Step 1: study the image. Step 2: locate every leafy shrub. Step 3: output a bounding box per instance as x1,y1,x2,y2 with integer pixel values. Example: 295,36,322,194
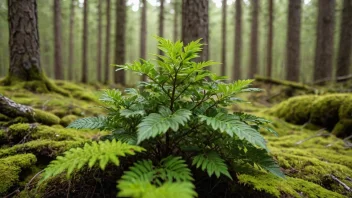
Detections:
40,37,283,197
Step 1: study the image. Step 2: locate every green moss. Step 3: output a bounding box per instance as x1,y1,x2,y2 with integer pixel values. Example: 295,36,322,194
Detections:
32,125,86,141
0,140,83,158
269,95,317,125
0,154,37,195
0,129,6,143
60,115,78,127
238,173,344,198
33,109,60,125
310,94,350,130
0,113,10,121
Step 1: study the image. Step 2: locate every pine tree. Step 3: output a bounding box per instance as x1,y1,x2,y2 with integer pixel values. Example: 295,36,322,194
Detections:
114,0,126,85
140,0,147,81
104,0,111,84
97,0,103,82
266,0,273,78
221,0,227,76
233,0,242,80
68,0,76,81
248,0,259,78
82,0,89,83
54,0,63,80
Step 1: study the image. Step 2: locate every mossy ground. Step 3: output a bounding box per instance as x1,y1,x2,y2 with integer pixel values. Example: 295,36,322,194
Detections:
0,80,351,197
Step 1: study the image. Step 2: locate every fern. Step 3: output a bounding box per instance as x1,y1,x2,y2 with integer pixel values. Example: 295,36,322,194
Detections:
199,114,267,150
192,151,232,179
118,156,196,197
137,108,192,143
40,140,145,182
67,116,107,130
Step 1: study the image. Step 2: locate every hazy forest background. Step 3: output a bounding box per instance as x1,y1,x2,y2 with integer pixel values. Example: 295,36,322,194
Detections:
1,0,350,85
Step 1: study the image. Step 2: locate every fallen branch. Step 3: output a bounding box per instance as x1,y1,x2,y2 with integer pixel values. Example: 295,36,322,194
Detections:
343,135,352,148
254,75,315,92
295,129,328,145
330,174,352,192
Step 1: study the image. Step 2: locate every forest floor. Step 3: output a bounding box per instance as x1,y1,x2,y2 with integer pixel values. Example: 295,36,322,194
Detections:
0,78,351,198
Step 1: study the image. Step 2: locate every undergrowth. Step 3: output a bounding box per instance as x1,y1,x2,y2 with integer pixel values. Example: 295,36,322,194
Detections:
39,37,283,197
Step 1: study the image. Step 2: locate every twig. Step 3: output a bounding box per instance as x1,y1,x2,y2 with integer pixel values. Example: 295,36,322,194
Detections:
346,176,352,183
18,123,37,144
4,188,20,198
25,169,44,190
330,174,352,192
295,129,328,145
344,135,352,148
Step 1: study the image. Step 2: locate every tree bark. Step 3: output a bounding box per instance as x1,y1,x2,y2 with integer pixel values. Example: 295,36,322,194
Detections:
81,0,88,83
266,0,273,78
97,0,103,82
141,0,147,81
173,0,179,42
7,0,43,82
221,0,227,76
336,0,352,79
286,0,301,82
114,0,126,85
314,0,335,82
182,0,209,61
54,0,63,80
248,0,259,78
233,0,242,80
68,0,75,81
104,0,111,84
158,0,165,55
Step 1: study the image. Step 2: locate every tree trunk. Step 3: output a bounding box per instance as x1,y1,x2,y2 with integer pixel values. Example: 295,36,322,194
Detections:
314,0,335,82
7,0,43,82
286,0,301,82
68,0,75,81
233,0,242,80
104,0,111,84
81,0,88,83
97,0,103,82
173,0,179,42
182,0,209,61
141,0,147,81
248,0,259,78
221,0,227,76
54,0,63,80
266,0,273,78
114,0,126,85
336,0,352,79
158,0,165,55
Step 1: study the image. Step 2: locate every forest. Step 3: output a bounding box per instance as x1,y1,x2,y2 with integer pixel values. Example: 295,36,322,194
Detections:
0,0,351,197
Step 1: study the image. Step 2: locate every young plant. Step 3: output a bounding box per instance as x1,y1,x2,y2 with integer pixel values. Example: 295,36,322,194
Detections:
40,37,284,197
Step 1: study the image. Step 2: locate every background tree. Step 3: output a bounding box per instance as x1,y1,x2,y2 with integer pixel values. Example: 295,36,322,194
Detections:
266,0,273,78
158,0,164,55
140,0,147,81
286,0,301,82
248,0,259,78
97,0,103,83
82,0,88,83
114,0,126,85
336,0,352,80
173,0,180,42
221,0,227,76
182,0,209,61
314,0,335,83
5,0,43,84
233,0,242,80
104,0,111,84
54,0,63,79
68,0,75,81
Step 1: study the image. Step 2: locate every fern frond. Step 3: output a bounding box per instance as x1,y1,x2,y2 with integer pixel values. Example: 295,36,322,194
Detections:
157,156,194,183
67,116,106,130
192,151,232,179
120,109,146,118
102,129,137,144
137,108,192,143
40,140,145,182
217,79,254,96
120,160,155,182
199,114,267,150
99,89,123,105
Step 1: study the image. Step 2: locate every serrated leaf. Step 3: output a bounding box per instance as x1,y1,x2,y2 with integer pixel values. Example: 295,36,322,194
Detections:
67,116,106,129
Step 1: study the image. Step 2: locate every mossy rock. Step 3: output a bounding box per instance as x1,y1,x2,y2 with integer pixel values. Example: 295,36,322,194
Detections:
33,109,60,125
238,172,345,198
310,94,350,130
0,154,37,195
0,113,10,121
60,115,78,127
269,95,317,125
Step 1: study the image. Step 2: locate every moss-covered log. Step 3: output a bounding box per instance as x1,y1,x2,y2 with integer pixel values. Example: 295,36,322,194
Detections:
0,94,60,125
255,75,315,92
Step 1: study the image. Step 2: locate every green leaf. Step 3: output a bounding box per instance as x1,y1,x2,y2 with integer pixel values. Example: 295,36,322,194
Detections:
157,156,194,182
67,116,106,130
192,151,232,179
120,109,146,118
137,109,192,143
199,114,267,150
40,140,145,183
